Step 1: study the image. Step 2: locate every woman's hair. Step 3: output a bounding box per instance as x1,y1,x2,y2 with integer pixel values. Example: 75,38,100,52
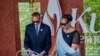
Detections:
62,14,73,22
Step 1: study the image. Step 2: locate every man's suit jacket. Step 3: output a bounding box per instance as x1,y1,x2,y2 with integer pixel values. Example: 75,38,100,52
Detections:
24,23,51,54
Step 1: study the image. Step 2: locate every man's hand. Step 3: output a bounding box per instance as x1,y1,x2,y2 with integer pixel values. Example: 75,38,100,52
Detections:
40,51,46,56
27,49,33,56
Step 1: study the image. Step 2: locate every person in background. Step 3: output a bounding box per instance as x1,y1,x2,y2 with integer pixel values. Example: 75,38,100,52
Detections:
49,14,80,56
24,12,51,56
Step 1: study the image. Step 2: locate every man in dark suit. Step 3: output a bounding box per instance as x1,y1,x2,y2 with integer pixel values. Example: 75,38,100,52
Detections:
24,12,51,56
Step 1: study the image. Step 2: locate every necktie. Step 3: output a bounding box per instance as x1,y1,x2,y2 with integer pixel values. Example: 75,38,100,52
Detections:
35,24,38,35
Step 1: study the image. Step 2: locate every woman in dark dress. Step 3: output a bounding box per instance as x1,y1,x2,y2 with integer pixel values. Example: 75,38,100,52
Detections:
56,14,80,56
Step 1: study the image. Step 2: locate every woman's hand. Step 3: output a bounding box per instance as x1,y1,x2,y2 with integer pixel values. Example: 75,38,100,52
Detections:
48,54,54,56
49,53,57,56
71,44,79,50
49,43,56,56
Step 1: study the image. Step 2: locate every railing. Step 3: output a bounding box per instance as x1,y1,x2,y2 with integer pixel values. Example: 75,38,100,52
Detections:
16,48,40,56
